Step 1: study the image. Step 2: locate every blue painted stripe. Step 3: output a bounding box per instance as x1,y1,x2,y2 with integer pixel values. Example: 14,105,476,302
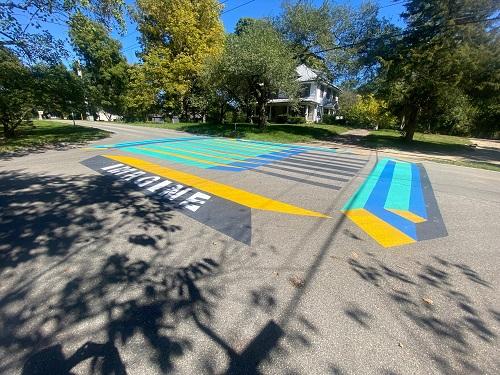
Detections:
236,139,336,153
162,142,253,161
146,145,237,165
409,163,427,219
122,147,221,169
342,159,390,210
203,166,244,172
365,161,418,239
198,140,273,157
212,139,288,153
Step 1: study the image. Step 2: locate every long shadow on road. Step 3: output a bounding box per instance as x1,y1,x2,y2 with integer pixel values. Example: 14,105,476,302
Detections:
1,167,498,374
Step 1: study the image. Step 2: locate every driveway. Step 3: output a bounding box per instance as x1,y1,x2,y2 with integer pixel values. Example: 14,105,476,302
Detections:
1,122,499,374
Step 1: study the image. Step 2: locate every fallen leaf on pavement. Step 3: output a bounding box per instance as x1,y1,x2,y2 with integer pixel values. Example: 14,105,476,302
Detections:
422,298,434,305
289,275,305,288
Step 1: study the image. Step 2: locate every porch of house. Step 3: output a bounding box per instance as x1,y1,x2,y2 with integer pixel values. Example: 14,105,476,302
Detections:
268,103,317,123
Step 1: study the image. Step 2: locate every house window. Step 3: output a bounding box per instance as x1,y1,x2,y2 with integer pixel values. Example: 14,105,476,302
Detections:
300,84,310,98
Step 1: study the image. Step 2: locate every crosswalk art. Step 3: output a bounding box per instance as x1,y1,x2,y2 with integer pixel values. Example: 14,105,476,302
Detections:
82,136,368,245
342,158,447,247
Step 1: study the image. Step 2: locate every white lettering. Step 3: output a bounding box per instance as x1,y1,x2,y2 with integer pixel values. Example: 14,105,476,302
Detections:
135,176,161,187
122,171,147,181
180,192,211,212
158,184,192,200
114,167,137,176
101,163,124,171
106,166,136,174
147,180,172,193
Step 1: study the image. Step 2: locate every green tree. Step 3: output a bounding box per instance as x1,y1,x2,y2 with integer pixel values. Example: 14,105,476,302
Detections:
278,0,395,86
69,13,129,119
380,0,499,141
31,64,86,118
135,0,225,116
216,21,299,127
0,0,126,63
340,91,396,129
0,47,34,138
123,64,159,121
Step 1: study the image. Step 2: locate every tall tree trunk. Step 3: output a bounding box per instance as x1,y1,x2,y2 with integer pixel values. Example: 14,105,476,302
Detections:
3,122,16,139
256,99,267,129
404,105,418,142
245,98,252,123
218,101,226,124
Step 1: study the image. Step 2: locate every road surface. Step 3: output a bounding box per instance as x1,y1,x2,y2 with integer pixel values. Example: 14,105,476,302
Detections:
1,122,499,374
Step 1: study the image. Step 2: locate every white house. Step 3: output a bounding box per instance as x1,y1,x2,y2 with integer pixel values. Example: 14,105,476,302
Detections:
86,111,122,122
268,64,341,123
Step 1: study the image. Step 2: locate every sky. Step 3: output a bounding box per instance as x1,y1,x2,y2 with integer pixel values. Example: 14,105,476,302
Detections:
23,0,407,64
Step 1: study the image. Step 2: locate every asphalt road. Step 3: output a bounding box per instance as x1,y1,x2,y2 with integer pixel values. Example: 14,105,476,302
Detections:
1,122,499,375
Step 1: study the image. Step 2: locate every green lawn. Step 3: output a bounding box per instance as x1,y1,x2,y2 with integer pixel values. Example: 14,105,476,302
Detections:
362,129,472,152
425,158,500,172
120,121,350,143
362,129,500,172
0,120,111,153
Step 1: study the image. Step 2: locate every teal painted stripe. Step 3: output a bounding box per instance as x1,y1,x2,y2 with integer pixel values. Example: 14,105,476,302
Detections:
122,147,218,169
237,139,337,153
198,140,276,157
158,141,257,162
147,145,235,165
342,158,390,210
215,139,290,151
212,138,288,152
384,161,412,211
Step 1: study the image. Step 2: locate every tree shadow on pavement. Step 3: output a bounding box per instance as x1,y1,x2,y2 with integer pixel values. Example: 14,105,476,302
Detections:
22,341,126,375
0,170,317,374
344,252,498,374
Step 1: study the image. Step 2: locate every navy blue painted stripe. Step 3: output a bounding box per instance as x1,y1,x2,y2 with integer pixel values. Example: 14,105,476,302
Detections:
364,160,418,240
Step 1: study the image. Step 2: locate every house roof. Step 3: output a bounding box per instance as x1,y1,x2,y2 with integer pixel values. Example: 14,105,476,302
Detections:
296,64,341,92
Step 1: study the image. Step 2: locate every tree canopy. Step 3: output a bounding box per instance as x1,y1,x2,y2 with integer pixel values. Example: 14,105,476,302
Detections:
69,12,129,119
377,0,500,140
0,0,126,63
212,20,299,127
134,0,225,115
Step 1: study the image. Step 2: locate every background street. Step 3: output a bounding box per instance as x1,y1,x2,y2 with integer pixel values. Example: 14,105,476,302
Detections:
1,122,499,374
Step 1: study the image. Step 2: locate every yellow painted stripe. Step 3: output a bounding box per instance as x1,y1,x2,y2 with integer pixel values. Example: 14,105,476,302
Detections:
154,144,262,165
343,208,415,247
104,155,330,218
138,147,244,169
212,138,285,152
387,209,427,223
193,143,268,159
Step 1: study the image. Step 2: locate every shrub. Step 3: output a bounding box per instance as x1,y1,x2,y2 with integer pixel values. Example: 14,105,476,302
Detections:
321,114,336,125
275,114,288,123
287,116,306,124
340,92,397,129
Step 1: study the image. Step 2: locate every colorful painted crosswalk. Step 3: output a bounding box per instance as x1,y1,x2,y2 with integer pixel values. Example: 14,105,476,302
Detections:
342,158,447,247
95,137,337,172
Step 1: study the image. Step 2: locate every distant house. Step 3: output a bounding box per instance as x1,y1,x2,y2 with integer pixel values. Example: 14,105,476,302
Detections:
86,111,122,122
268,64,341,123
